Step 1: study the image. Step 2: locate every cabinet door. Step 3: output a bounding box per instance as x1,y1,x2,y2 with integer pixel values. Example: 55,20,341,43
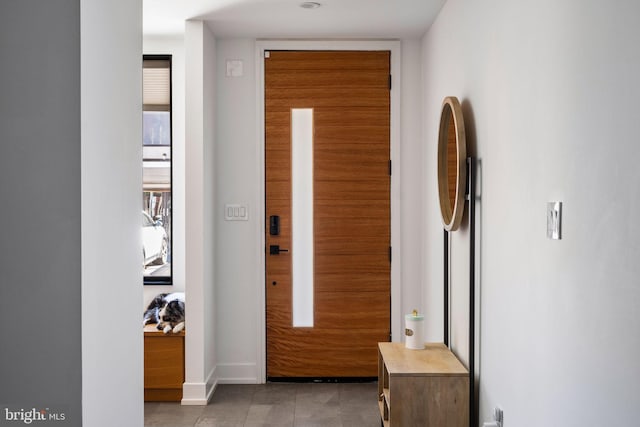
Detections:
144,336,184,388
388,376,467,427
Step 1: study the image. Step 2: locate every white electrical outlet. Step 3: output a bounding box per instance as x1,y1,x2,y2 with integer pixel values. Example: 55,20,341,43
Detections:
495,407,503,426
483,407,503,427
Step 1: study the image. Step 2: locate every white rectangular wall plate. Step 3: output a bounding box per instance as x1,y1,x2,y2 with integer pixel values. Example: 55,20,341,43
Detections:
225,60,244,77
547,201,562,239
225,204,249,221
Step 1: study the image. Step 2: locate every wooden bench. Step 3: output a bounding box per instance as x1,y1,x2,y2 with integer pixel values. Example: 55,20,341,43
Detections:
378,342,468,426
144,324,185,401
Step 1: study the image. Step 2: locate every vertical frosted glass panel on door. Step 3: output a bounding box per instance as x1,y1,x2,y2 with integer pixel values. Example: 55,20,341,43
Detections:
291,108,314,328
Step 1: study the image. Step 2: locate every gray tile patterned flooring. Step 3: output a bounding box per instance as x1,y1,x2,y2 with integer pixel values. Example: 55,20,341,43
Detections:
144,382,381,427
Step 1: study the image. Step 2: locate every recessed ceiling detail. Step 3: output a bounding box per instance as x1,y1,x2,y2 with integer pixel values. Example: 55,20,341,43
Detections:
300,2,321,9
143,0,448,38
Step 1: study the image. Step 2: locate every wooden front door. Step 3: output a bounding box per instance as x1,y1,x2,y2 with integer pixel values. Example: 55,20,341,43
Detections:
265,51,390,378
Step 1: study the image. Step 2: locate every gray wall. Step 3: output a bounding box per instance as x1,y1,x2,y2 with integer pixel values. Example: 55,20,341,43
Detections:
0,0,82,425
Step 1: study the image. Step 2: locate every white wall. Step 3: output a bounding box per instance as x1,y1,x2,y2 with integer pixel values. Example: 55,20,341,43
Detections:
183,20,217,404
399,39,425,326
81,0,143,425
422,0,640,425
143,35,187,306
212,39,423,382
214,38,261,382
202,23,218,394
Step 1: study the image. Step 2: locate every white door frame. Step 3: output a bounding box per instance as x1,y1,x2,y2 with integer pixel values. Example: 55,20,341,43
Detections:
254,40,402,382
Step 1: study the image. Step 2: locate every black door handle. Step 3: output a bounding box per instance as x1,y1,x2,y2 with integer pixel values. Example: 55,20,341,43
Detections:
269,245,289,255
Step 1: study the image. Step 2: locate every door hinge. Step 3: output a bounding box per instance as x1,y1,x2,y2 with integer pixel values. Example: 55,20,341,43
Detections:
388,160,392,176
388,74,392,90
389,246,392,263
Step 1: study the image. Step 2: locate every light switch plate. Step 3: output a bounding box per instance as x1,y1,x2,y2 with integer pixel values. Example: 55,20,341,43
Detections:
225,204,249,221
547,201,562,239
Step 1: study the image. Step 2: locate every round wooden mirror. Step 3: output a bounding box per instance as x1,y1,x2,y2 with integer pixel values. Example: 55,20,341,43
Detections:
437,96,467,231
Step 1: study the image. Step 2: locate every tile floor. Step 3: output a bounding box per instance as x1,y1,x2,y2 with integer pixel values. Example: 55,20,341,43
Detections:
144,382,381,427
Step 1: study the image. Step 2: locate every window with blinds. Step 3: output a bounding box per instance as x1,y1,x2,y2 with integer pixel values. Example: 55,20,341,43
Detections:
143,58,171,111
143,55,172,285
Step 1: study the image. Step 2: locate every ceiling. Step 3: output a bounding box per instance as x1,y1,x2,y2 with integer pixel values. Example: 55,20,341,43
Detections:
143,0,447,39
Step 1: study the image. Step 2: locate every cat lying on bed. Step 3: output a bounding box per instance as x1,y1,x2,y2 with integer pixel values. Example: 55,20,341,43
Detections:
143,292,185,334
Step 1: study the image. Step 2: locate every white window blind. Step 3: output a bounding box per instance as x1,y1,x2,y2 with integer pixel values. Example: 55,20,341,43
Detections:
143,59,170,111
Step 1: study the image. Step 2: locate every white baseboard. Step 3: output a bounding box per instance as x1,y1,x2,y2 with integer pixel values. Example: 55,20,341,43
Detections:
216,362,260,384
181,366,218,405
180,363,259,404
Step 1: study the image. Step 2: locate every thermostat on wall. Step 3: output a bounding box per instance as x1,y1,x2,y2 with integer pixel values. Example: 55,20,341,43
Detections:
226,60,243,77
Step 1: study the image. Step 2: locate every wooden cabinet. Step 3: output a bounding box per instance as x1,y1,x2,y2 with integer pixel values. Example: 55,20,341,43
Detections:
144,324,185,401
378,342,469,427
